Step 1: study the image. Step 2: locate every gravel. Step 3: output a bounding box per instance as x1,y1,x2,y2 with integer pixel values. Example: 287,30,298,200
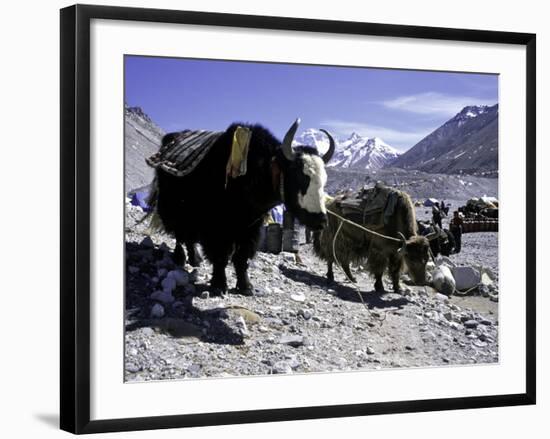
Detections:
124,200,499,382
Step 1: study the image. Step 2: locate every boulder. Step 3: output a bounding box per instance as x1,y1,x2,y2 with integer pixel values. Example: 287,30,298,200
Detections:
452,266,481,291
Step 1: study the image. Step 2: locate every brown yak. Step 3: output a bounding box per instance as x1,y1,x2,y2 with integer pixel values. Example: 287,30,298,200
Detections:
313,184,431,293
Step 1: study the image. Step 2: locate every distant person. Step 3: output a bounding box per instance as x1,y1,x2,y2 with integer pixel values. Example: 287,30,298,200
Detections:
440,200,449,216
450,210,464,253
432,202,443,229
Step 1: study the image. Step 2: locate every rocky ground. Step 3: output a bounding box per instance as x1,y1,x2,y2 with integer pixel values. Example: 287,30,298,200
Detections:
124,201,499,382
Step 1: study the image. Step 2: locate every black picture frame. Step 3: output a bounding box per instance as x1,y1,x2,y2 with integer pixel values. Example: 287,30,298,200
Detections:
60,4,536,434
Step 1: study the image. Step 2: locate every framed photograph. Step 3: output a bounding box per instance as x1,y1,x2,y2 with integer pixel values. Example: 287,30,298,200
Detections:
60,4,536,434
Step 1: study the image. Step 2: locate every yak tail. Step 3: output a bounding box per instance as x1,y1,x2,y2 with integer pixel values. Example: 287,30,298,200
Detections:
134,176,164,234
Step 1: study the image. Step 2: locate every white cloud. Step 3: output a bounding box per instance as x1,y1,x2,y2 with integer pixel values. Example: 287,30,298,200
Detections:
320,120,430,152
380,92,496,116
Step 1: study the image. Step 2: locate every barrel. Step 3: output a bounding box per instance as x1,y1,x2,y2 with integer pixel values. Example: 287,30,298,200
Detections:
258,225,268,252
282,228,300,253
266,223,282,254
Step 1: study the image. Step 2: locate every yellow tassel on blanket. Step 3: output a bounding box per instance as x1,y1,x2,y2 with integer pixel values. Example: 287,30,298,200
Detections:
226,126,252,180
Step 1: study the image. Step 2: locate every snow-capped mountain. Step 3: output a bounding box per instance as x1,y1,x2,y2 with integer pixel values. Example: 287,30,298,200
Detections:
391,104,498,175
293,129,400,170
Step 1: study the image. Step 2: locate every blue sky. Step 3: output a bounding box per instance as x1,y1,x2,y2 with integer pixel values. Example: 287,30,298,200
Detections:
125,56,498,152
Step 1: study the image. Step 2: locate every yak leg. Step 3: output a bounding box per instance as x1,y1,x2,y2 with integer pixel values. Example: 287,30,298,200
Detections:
388,253,403,294
367,247,387,293
232,248,252,296
342,262,357,283
232,229,259,296
210,255,229,295
326,261,334,283
186,242,202,267
173,239,186,266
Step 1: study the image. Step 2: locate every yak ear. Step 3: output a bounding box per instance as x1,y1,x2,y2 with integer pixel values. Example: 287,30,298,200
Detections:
281,118,300,161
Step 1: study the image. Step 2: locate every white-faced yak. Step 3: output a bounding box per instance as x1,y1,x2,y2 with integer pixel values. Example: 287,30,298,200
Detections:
313,184,431,294
147,119,335,296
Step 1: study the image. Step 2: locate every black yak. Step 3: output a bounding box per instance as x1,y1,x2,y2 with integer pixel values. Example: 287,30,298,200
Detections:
417,221,456,257
147,119,335,295
314,185,431,293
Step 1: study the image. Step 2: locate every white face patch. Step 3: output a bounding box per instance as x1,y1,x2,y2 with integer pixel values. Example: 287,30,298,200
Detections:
297,155,328,214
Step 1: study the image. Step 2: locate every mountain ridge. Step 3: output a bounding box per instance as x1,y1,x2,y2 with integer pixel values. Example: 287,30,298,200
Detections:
390,104,498,176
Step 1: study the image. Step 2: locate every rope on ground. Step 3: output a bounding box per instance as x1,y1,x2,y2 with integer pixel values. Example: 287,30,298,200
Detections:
453,284,481,296
331,217,388,324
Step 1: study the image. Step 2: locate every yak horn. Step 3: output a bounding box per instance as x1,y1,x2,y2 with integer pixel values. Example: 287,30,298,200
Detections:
281,118,300,161
397,232,407,254
319,129,336,163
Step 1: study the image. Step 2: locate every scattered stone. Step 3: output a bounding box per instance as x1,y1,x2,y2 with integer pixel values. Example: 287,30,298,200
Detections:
444,311,459,322
150,290,175,304
272,361,293,374
140,236,154,248
366,346,375,355
434,293,450,302
290,292,306,302
161,276,177,292
150,303,165,318
279,335,304,347
464,320,479,329
299,309,313,320
281,252,296,264
235,316,250,338
448,321,463,331
128,266,140,274
126,362,141,373
188,364,201,374
140,327,154,336
478,284,490,297
168,269,189,286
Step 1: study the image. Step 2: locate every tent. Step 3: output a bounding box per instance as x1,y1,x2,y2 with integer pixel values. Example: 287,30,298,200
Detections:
423,198,439,207
130,190,151,212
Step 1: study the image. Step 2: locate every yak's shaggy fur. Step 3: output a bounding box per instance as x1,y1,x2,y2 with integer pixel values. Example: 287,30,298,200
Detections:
314,190,430,293
147,122,333,295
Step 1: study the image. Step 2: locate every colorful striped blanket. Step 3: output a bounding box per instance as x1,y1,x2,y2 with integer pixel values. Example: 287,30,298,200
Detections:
146,130,223,177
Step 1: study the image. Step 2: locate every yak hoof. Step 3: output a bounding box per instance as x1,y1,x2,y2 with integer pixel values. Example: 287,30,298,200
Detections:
374,282,385,293
210,280,227,296
232,287,254,297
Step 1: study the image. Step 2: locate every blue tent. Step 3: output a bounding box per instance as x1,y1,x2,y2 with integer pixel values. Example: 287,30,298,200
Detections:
130,190,151,212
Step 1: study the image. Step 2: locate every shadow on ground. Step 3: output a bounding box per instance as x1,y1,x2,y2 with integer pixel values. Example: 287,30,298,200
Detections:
279,266,411,310
125,240,245,345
